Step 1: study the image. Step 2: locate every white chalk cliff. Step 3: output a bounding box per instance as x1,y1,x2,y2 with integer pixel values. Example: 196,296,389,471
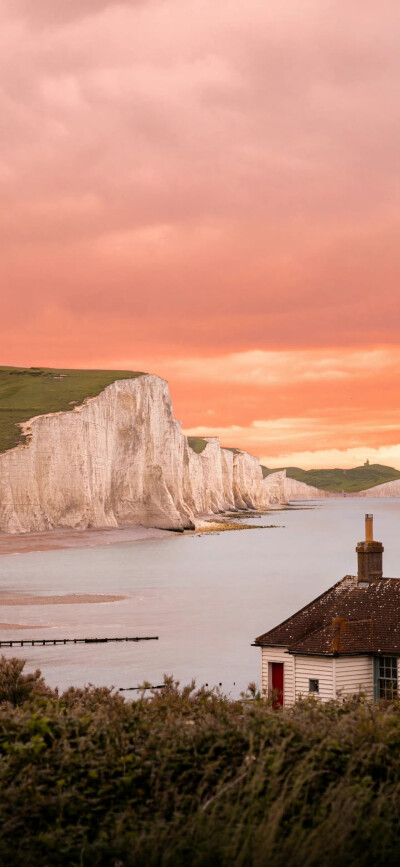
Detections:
0,374,286,534
281,476,335,500
277,476,400,500
355,479,400,497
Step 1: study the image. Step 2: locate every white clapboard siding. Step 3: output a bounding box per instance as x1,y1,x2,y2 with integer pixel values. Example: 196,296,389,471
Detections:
261,647,295,705
261,648,378,704
335,656,374,701
295,655,334,702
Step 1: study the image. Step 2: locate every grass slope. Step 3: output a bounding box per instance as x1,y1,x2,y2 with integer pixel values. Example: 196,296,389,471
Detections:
0,366,144,454
262,462,400,492
187,436,208,453
1,659,400,867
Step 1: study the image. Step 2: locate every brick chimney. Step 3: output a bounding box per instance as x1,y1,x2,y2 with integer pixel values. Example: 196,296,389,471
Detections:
356,514,383,584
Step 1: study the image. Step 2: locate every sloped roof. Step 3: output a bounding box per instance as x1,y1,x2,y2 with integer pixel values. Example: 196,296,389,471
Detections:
255,576,400,655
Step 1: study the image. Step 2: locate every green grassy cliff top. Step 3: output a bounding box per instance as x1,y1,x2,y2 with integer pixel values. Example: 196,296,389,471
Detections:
187,436,208,454
0,366,145,453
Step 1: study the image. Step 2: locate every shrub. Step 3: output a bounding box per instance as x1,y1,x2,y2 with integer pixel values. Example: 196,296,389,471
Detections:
0,656,55,707
1,666,400,865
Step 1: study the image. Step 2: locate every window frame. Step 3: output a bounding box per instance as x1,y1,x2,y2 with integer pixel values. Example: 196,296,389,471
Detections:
374,656,398,701
309,678,319,694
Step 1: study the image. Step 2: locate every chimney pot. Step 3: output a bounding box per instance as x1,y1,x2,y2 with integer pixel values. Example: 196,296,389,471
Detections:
365,514,373,541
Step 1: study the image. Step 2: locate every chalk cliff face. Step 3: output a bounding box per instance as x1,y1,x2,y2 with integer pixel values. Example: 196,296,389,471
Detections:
355,479,400,497
260,470,287,504
281,476,334,500
281,476,400,500
0,375,285,534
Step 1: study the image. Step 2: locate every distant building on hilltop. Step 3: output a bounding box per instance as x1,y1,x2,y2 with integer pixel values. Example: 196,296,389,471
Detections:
254,515,399,705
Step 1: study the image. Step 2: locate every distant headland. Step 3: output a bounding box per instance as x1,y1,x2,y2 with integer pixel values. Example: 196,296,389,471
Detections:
261,461,400,493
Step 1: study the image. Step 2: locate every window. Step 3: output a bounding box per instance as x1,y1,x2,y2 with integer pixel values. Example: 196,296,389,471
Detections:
375,657,398,700
309,679,319,694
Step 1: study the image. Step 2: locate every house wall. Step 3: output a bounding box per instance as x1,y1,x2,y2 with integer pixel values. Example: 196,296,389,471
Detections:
261,647,295,705
294,655,335,702
336,656,374,700
261,648,376,704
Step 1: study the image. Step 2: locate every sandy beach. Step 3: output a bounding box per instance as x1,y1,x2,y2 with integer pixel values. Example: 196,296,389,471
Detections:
0,592,126,606
0,590,126,631
0,525,174,556
0,513,279,556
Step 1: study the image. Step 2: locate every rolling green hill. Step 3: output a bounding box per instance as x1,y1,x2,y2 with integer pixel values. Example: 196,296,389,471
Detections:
0,366,144,453
261,463,400,493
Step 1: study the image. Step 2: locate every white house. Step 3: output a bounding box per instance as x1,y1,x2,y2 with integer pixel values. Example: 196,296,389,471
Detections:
254,515,399,705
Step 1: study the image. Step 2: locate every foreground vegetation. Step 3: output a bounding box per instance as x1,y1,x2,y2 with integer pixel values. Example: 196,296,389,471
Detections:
0,366,144,453
1,658,400,866
262,462,400,492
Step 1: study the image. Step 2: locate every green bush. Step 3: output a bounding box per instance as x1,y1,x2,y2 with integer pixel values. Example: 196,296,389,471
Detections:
0,656,54,706
1,660,400,865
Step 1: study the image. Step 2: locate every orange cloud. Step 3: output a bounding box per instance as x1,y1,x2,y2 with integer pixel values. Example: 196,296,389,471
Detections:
182,410,400,467
0,0,399,468
158,348,400,386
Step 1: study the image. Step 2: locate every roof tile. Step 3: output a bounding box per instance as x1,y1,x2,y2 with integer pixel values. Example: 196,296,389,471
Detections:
255,577,400,655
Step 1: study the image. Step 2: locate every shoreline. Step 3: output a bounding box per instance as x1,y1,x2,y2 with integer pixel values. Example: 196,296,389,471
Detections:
0,499,394,558
0,525,174,556
0,509,285,556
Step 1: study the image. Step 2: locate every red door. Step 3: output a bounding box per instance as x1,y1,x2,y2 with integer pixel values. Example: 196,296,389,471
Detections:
271,663,284,706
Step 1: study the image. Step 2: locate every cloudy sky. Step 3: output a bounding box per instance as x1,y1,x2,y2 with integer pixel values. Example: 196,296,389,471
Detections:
1,0,399,468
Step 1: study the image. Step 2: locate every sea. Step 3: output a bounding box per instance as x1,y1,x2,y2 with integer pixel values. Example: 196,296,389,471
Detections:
1,498,399,698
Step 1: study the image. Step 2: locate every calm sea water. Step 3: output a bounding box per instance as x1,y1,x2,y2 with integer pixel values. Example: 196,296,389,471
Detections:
1,498,399,697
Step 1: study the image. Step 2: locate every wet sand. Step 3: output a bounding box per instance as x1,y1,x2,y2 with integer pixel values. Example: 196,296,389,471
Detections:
0,525,173,556
0,592,126,605
0,511,285,557
0,622,51,630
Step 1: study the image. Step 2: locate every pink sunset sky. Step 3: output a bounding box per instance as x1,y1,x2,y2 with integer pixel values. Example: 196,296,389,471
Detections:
1,0,399,469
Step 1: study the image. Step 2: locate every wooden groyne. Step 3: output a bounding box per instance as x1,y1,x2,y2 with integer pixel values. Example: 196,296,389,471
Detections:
0,636,158,648
119,684,166,691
